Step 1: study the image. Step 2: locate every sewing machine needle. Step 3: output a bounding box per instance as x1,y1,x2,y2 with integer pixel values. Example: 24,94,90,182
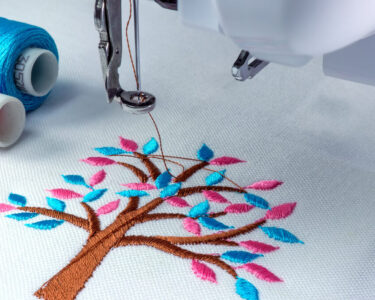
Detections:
133,0,141,91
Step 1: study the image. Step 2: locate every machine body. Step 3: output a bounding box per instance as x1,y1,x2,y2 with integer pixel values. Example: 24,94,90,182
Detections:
176,0,375,84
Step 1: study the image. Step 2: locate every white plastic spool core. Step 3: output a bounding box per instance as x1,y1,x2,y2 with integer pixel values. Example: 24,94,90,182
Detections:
14,48,58,97
0,94,26,148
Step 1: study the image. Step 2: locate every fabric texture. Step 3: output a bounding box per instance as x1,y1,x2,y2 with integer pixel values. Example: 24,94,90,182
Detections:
0,0,375,299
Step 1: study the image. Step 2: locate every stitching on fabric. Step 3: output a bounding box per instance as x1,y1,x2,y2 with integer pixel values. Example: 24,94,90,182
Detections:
1,137,302,300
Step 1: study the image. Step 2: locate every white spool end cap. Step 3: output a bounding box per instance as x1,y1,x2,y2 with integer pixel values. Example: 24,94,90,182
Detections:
0,94,26,148
14,48,58,97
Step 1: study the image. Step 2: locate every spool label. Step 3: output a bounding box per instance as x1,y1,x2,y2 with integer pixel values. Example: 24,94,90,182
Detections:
14,55,30,93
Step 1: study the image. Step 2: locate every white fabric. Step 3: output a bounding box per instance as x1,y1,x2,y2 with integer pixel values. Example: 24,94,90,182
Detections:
0,1,375,300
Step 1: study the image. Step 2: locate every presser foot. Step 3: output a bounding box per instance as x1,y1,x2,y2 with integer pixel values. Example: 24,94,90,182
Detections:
232,50,269,81
117,90,155,114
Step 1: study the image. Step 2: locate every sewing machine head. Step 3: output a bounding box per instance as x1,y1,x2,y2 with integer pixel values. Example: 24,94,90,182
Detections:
95,0,375,113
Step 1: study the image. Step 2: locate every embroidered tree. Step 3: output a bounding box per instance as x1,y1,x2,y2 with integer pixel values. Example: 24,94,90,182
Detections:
0,137,303,300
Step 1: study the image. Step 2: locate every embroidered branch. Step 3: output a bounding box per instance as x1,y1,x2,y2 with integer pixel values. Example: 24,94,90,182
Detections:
81,203,100,236
18,206,89,231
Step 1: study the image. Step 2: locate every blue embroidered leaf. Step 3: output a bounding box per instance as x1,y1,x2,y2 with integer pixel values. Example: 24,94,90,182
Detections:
244,194,270,210
205,170,226,186
197,144,214,161
160,183,181,198
8,193,26,207
236,278,259,300
188,200,210,218
6,213,39,221
25,220,64,230
83,189,108,203
155,171,172,189
117,190,149,198
143,137,159,155
198,216,234,230
260,226,304,244
47,197,66,212
94,147,128,156
62,175,89,188
221,251,263,263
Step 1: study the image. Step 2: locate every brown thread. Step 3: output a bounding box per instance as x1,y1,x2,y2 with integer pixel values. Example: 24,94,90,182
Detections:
150,154,201,162
81,203,100,237
112,154,186,172
134,152,161,180
209,212,227,218
174,161,209,183
204,167,244,190
148,112,175,178
116,161,148,183
124,0,172,177
140,213,186,222
178,186,246,197
205,240,239,247
150,155,244,189
137,212,227,225
19,207,89,231
117,236,237,278
151,157,185,172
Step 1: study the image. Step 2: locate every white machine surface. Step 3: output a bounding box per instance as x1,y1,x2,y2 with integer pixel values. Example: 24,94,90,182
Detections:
0,1,375,300
179,0,375,84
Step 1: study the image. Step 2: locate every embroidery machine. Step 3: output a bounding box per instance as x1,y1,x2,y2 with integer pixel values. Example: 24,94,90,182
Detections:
95,0,375,113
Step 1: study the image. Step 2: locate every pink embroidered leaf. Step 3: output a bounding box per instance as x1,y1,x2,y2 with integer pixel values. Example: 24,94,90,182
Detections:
209,156,246,166
191,260,217,283
0,204,16,213
96,199,120,216
165,197,191,208
202,190,231,204
224,204,254,214
81,157,116,166
46,189,83,200
89,170,107,187
239,240,279,254
244,180,283,191
121,183,156,190
119,137,138,152
183,218,201,236
237,263,283,282
266,202,296,220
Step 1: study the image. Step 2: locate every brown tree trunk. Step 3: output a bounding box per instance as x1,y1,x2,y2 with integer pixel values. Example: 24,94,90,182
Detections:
34,238,114,300
34,217,130,300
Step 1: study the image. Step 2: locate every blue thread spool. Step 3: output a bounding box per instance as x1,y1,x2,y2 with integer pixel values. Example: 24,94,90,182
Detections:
0,18,59,112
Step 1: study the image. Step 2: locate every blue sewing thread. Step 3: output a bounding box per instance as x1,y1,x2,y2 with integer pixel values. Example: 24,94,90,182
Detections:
0,18,58,112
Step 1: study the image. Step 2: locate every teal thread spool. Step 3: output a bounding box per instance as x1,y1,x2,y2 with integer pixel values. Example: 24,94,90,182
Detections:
0,17,59,112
